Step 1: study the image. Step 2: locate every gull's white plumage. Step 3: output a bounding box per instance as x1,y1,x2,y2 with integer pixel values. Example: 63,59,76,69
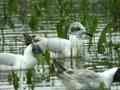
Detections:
0,44,37,69
34,22,88,56
56,67,119,90
54,59,120,90
0,42,42,90
34,36,71,54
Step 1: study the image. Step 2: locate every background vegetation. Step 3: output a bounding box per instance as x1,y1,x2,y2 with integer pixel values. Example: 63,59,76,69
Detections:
0,0,120,89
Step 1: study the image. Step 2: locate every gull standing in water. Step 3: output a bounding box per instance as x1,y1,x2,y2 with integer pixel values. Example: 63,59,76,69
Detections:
33,22,91,69
0,34,42,70
0,34,43,89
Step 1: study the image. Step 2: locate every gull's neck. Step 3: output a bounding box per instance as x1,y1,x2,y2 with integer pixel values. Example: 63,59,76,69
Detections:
23,44,37,67
24,44,33,57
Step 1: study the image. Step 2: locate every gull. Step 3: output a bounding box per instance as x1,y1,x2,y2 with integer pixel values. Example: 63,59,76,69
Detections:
34,22,91,68
33,36,81,69
68,22,110,67
33,22,90,56
54,60,120,90
0,44,41,70
0,34,43,70
0,34,43,89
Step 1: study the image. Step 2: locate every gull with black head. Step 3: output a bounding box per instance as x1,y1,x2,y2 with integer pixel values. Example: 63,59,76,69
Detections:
54,60,120,90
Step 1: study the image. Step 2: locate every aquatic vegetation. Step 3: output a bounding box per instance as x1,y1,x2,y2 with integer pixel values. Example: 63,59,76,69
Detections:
56,0,72,38
8,71,19,90
0,0,120,89
98,23,113,53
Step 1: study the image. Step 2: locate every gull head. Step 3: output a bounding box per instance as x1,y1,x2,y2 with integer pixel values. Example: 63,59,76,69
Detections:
32,36,48,54
23,33,44,55
113,68,120,82
68,22,92,39
69,22,86,33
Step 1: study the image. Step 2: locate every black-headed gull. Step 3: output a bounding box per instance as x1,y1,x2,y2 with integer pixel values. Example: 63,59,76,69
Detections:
54,60,120,90
0,35,43,89
0,42,43,70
